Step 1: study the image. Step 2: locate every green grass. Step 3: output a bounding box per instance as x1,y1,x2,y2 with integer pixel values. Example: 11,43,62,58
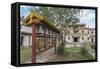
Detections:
65,47,94,60
20,47,32,64
65,47,81,52
20,47,94,63
49,47,94,62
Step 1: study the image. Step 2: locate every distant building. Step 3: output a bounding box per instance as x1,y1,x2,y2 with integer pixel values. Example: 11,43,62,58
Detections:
65,23,95,47
20,26,32,47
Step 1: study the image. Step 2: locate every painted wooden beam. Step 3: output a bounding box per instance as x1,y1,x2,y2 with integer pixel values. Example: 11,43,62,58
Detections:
32,24,36,63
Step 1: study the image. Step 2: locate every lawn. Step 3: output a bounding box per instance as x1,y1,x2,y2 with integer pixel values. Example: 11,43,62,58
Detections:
20,47,95,63
20,47,32,64
49,47,95,62
65,47,81,52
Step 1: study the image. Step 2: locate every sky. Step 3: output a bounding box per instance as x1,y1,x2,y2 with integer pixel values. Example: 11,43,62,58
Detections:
80,9,95,28
20,5,31,18
20,5,96,28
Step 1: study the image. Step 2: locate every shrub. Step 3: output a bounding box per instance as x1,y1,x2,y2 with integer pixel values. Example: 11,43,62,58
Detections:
57,42,65,55
91,45,95,49
80,46,88,55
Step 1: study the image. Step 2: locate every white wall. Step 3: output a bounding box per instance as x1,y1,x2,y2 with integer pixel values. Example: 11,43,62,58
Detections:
23,35,29,47
0,0,99,69
79,36,88,43
20,35,32,47
66,35,73,43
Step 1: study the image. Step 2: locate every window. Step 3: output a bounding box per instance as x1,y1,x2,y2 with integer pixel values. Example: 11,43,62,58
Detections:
82,37,84,40
88,31,89,34
91,38,94,42
88,37,89,40
82,30,84,34
68,37,70,40
91,31,94,35
20,36,24,46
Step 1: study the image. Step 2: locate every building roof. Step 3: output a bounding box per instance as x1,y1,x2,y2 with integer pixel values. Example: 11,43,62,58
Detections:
20,26,32,34
68,23,95,30
23,11,60,33
88,28,95,30
68,23,86,27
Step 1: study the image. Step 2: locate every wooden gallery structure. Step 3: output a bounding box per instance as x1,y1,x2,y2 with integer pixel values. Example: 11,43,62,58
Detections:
24,11,60,63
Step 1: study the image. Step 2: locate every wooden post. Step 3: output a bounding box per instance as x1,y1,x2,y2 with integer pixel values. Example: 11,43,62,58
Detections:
54,37,56,54
32,24,36,63
44,27,47,50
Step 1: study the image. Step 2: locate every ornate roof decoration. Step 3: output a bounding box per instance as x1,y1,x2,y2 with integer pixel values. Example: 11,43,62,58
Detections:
23,11,60,33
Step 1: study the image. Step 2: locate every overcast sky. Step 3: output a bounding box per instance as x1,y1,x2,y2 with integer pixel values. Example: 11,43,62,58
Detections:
20,5,96,28
80,9,95,28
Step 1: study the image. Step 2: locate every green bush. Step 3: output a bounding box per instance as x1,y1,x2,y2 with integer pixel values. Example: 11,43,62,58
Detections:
80,46,88,55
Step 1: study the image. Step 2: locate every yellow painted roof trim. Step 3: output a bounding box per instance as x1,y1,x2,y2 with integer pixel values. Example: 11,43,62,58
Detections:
24,11,60,33
24,11,44,24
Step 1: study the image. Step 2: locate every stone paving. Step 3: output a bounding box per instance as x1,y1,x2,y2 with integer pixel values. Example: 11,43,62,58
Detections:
36,47,56,63
25,47,56,63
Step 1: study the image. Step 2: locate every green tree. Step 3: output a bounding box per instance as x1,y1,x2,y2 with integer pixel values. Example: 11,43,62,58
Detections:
28,6,81,32
28,6,82,50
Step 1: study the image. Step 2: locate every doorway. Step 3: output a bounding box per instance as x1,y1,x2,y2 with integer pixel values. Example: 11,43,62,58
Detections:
74,37,78,42
91,38,94,42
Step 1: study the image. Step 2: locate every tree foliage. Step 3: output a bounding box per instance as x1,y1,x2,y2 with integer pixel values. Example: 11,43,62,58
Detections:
28,6,81,32
28,6,82,44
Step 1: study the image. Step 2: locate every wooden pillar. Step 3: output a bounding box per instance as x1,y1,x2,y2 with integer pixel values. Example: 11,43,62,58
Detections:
54,37,56,54
44,27,47,50
32,24,36,63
